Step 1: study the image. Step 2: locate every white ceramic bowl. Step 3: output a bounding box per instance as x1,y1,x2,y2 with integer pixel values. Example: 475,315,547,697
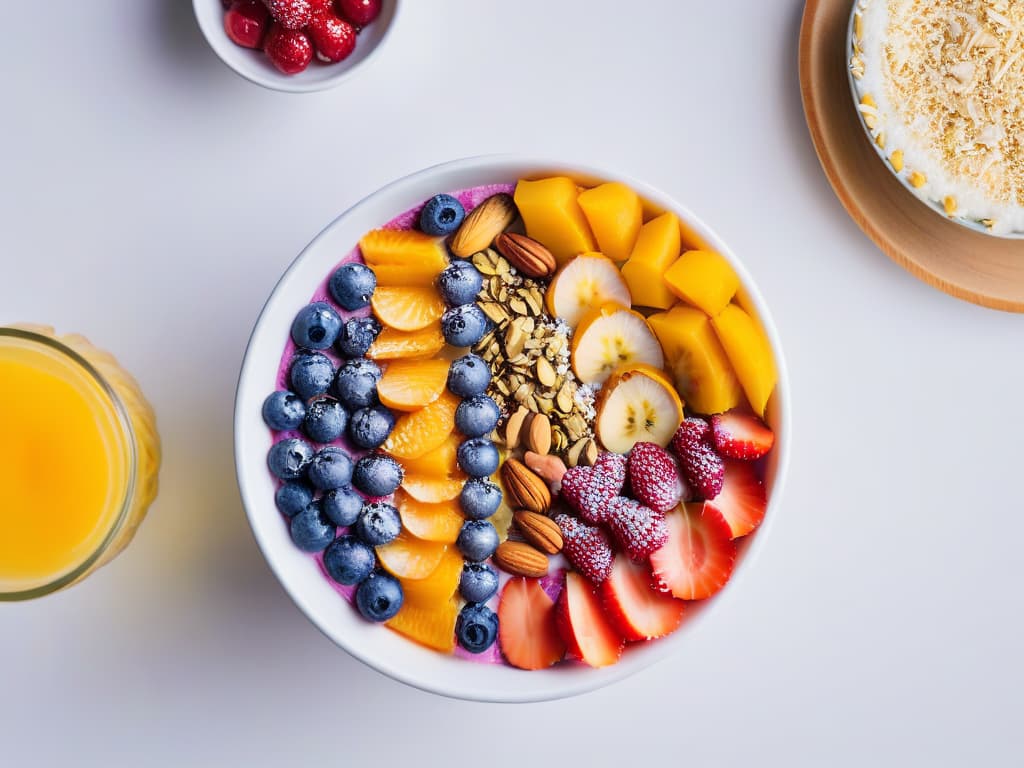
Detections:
193,0,400,93
234,156,792,702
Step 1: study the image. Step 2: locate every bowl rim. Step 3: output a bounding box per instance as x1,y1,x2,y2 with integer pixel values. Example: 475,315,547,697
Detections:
844,0,1024,240
192,0,402,94
233,154,793,702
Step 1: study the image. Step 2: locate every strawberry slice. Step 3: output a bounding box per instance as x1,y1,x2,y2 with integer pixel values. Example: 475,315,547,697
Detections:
706,459,767,538
600,554,686,641
710,411,775,460
556,572,624,667
650,503,736,600
497,578,566,670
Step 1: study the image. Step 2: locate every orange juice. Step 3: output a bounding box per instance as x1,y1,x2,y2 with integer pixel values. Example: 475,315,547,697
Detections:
0,326,160,598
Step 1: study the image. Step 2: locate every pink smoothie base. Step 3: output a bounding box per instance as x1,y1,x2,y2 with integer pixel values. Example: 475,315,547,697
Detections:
268,182,569,666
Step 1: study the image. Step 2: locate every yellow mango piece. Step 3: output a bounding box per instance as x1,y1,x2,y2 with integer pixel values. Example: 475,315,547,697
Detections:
648,304,742,415
620,212,681,309
577,182,643,264
710,304,777,416
663,250,740,316
514,177,597,265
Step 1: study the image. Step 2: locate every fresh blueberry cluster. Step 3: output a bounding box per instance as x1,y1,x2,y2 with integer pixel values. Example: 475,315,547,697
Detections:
264,259,407,624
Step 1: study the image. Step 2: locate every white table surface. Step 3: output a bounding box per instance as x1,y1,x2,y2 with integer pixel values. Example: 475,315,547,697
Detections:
3,1,1023,765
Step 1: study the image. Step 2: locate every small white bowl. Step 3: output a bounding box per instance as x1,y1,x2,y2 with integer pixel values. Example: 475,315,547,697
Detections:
193,0,400,93
234,156,792,702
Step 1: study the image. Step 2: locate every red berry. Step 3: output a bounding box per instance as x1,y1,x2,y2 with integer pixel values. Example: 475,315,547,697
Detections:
559,464,620,525
705,459,767,539
263,0,312,29
309,0,335,14
224,0,269,49
264,23,313,74
627,442,683,514
337,0,381,26
556,571,624,668
671,417,725,500
650,503,736,600
710,410,775,461
555,514,614,585
600,554,686,641
592,451,627,492
605,497,669,562
307,11,357,62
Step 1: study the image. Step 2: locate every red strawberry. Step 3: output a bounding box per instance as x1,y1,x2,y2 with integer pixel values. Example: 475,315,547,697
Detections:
309,0,335,14
555,514,614,584
605,497,669,562
593,451,627,493
337,0,381,26
711,410,775,460
497,577,566,670
224,0,269,49
263,23,313,74
706,459,767,538
601,554,686,641
263,0,312,29
628,442,683,513
307,11,356,62
556,571,624,667
559,464,619,525
671,417,724,500
650,503,736,600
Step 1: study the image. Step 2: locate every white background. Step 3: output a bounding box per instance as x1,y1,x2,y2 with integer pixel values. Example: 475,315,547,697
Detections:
2,1,1023,765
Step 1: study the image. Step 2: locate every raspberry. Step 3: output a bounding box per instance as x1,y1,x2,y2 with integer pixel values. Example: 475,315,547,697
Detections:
559,464,620,525
671,417,725,500
627,442,683,513
555,514,614,585
592,451,627,493
263,0,312,29
605,497,669,562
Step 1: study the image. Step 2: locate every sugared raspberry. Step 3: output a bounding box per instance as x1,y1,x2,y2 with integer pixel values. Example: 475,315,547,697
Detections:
627,442,683,513
671,417,725,500
605,497,668,562
559,464,620,525
556,514,614,585
592,451,627,493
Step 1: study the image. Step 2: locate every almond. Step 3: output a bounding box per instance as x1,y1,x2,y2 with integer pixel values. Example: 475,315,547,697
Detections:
504,405,531,450
514,511,563,555
526,412,552,455
450,194,518,258
524,450,567,485
501,458,552,513
495,233,556,278
493,540,549,577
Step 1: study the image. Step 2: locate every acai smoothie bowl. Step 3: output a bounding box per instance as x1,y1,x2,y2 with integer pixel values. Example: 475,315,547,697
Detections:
234,156,791,702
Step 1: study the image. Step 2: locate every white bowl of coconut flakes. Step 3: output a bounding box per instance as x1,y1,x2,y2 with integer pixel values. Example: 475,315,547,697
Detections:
847,0,1024,238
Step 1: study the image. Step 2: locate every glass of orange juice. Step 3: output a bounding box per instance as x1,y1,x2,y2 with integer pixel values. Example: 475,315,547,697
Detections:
0,325,161,600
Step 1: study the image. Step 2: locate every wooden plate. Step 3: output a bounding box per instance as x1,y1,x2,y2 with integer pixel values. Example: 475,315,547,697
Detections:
799,0,1024,312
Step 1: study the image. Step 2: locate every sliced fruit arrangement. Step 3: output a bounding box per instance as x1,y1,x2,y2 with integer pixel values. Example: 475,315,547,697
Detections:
264,175,780,671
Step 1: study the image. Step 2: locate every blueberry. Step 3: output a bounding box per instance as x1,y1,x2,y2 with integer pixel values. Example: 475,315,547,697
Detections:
337,316,382,358
459,478,502,520
307,446,353,491
441,304,489,347
322,485,362,527
262,391,306,431
456,603,499,654
355,501,402,546
447,354,491,398
324,535,376,585
329,263,376,311
333,358,381,409
289,351,335,401
457,520,499,561
355,571,403,622
348,406,395,449
457,438,500,478
291,302,342,350
302,397,348,444
352,453,404,497
437,261,483,306
289,500,336,552
267,438,315,480
459,562,499,603
419,194,465,236
455,395,500,438
275,481,314,518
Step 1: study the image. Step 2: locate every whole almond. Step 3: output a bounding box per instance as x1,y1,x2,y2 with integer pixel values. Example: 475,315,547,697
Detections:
514,511,563,554
526,412,552,455
450,194,518,258
501,458,552,513
493,541,549,577
504,406,531,450
495,233,556,278
524,450,567,485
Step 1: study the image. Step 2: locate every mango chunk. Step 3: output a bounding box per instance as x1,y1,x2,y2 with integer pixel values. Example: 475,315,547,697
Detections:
648,304,742,415
577,182,643,264
514,177,597,265
710,304,777,416
620,212,681,309
663,250,740,316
